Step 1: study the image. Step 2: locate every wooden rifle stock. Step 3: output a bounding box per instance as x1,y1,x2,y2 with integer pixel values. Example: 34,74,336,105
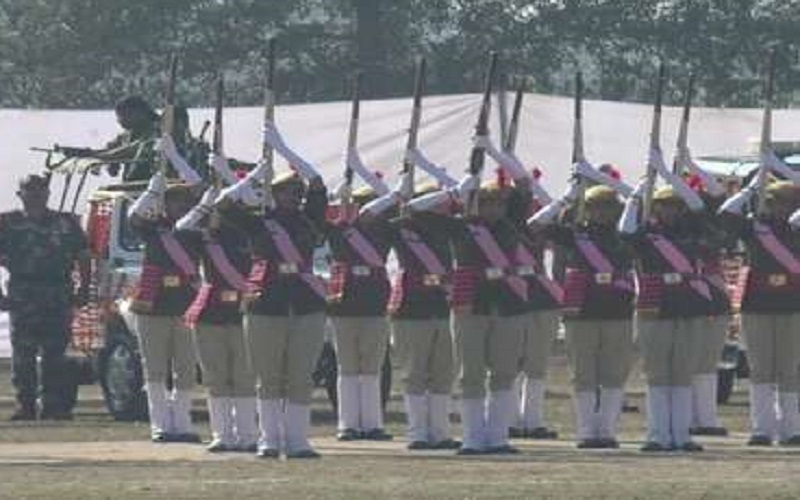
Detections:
756,50,777,217
641,62,666,221
261,38,277,213
342,72,361,217
401,58,427,203
466,52,499,216
673,73,695,176
209,74,224,229
504,81,524,153
572,71,586,224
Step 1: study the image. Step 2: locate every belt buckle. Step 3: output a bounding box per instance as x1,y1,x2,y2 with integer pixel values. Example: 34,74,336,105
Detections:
517,265,535,277
351,265,371,277
220,290,239,302
663,272,682,285
485,267,504,280
768,273,788,287
163,275,181,288
594,272,613,285
423,274,441,286
279,263,299,274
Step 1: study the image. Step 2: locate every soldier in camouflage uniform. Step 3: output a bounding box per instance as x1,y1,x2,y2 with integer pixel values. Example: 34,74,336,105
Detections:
104,96,161,182
0,174,90,420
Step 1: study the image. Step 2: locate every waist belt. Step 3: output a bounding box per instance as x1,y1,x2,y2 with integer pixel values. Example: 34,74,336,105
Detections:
163,275,182,288
350,265,386,277
485,267,505,280
516,265,536,277
422,273,443,286
218,289,240,302
278,263,299,274
661,272,699,285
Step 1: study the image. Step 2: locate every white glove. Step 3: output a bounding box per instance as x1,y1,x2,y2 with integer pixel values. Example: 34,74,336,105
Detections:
574,160,634,197
346,148,390,196
790,208,800,229
451,173,480,203
618,179,647,234
210,152,238,185
128,171,167,220
404,148,457,188
262,121,321,181
528,178,576,226
718,175,759,215
475,134,531,181
175,186,219,231
332,179,351,202
406,190,451,213
158,134,203,185
661,164,705,212
215,163,265,207
359,176,408,217
675,146,726,198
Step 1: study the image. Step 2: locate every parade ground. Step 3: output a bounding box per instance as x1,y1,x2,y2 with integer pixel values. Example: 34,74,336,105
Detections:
1,358,799,500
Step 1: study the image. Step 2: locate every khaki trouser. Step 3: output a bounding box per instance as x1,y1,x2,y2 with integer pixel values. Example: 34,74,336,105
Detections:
694,315,728,375
392,318,453,395
243,312,325,404
519,310,559,379
452,312,527,399
742,313,800,392
637,316,705,387
330,316,389,375
134,314,197,391
565,318,633,391
193,322,254,398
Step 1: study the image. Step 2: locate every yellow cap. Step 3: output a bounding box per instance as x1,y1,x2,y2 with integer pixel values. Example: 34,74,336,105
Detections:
478,179,509,199
272,170,304,189
765,180,797,201
584,185,619,205
352,185,377,202
652,186,680,202
414,181,440,196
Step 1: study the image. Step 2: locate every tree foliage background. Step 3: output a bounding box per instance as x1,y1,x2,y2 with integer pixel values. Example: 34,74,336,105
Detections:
0,0,798,109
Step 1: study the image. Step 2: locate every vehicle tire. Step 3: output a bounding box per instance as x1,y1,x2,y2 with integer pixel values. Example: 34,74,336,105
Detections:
98,333,148,422
717,367,736,405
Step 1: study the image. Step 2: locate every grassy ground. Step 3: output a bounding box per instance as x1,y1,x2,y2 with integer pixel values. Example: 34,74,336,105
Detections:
1,357,799,500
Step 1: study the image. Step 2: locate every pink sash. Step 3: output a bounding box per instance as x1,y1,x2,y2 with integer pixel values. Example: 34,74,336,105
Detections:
399,228,447,275
514,244,563,303
205,242,249,292
467,224,527,301
574,233,633,292
753,222,800,274
262,219,326,298
158,231,198,289
343,226,385,267
647,234,711,300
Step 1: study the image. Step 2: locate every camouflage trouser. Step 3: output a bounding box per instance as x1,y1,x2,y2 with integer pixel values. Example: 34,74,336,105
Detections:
9,308,72,412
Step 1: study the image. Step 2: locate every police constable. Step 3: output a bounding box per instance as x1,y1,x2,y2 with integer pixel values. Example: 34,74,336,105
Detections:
619,163,723,452
219,169,328,459
0,173,91,421
531,182,635,448
326,186,394,441
721,178,800,446
128,173,202,443
177,187,258,452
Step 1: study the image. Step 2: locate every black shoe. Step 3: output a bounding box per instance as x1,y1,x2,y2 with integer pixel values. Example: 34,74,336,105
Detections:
598,438,620,449
206,439,234,453
678,441,704,452
407,440,432,450
576,438,604,449
747,435,773,447
640,441,670,452
690,426,728,437
40,410,73,421
256,447,280,459
362,428,393,441
526,427,558,440
336,428,362,441
456,446,487,456
779,435,800,446
151,432,169,443
431,438,462,450
171,433,201,443
9,407,37,421
508,427,526,439
235,443,259,453
286,449,321,459
487,444,520,455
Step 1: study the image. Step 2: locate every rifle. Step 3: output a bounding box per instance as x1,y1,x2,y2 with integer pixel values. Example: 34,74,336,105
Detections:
572,71,586,223
504,81,524,153
261,38,277,213
466,51,500,216
402,58,427,202
209,73,224,229
756,50,777,217
160,54,179,180
641,62,666,222
673,73,695,176
497,73,509,150
342,71,362,220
